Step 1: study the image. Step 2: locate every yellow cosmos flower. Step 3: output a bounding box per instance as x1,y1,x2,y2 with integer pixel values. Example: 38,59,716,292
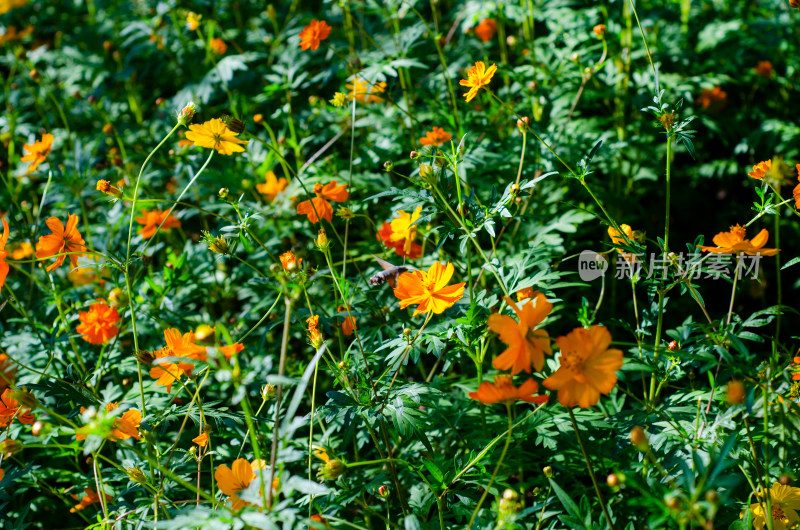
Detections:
389,206,422,256
184,118,248,155
459,61,497,102
393,261,466,316
748,483,800,530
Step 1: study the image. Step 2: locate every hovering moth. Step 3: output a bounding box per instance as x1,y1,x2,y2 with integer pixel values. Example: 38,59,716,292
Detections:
368,255,408,288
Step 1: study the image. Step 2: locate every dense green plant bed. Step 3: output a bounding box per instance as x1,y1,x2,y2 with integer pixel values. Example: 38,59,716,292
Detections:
1,0,800,528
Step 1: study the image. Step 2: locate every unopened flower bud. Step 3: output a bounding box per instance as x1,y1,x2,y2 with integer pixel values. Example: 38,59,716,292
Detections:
108,287,129,308
32,421,45,436
516,116,529,131
336,206,355,219
96,180,123,200
102,124,115,135
261,384,277,400
607,473,619,487
135,349,154,365
177,101,198,126
29,69,40,81
253,113,263,123
630,426,649,451
11,389,38,411
316,228,329,250
410,150,419,159
0,439,22,456
593,24,607,38
668,340,678,351
726,380,745,405
318,459,347,480
383,160,393,172
103,40,113,51
378,485,389,497
126,467,148,484
218,187,229,199
503,488,519,501
543,466,553,478
201,231,230,254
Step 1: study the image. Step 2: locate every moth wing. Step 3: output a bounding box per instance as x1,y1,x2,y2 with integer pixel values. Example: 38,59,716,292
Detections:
372,255,396,271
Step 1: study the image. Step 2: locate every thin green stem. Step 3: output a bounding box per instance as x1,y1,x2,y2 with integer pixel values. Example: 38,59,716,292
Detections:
569,409,615,530
467,405,513,529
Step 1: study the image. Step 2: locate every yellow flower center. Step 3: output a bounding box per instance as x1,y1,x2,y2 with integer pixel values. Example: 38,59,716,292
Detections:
730,224,746,241
559,346,587,373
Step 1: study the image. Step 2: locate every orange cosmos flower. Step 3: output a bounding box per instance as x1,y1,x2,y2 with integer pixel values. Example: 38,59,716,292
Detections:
70,488,112,513
0,218,8,291
185,118,249,155
76,302,120,345
377,222,422,258
149,329,208,392
419,127,453,147
135,209,181,239
488,293,552,374
697,224,779,256
256,171,288,202
279,250,301,271
106,403,141,441
346,77,387,103
21,133,54,174
543,326,624,409
754,60,774,78
0,388,35,427
307,315,324,348
0,354,17,392
393,261,466,316
35,213,86,272
299,19,331,51
469,375,548,405
296,181,349,223
210,37,227,55
516,287,534,301
0,25,33,45
696,86,727,110
459,61,497,102
193,432,209,447
218,342,244,360
474,18,497,43
338,305,357,336
793,164,800,209
9,240,32,260
748,159,772,180
215,458,267,511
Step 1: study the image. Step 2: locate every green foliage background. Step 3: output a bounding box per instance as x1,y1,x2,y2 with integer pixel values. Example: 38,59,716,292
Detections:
0,0,799,528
